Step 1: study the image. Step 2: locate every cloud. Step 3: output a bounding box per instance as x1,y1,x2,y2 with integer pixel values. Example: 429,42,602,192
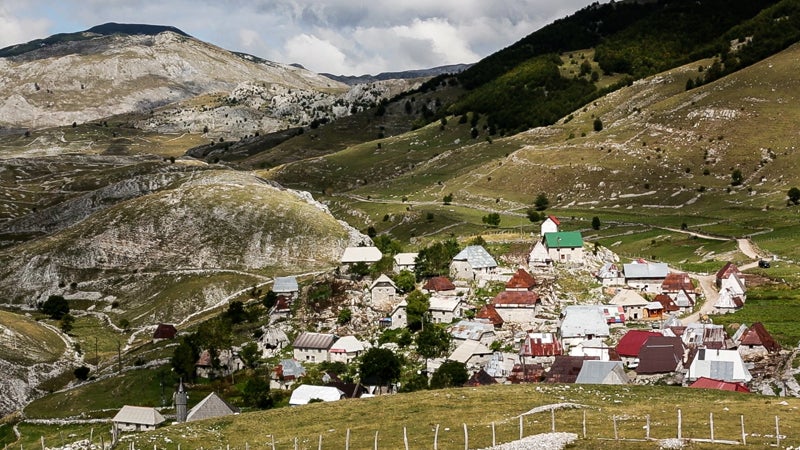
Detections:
284,34,348,74
0,6,51,48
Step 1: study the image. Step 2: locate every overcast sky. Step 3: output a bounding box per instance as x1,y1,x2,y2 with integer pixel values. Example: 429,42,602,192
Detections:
1,1,599,76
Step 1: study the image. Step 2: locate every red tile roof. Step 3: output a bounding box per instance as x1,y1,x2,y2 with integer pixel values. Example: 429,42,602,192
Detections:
654,294,680,312
491,290,540,306
520,334,562,357
690,377,750,393
715,262,741,281
661,272,695,292
615,330,662,357
476,305,504,326
423,276,456,292
506,268,537,289
548,215,561,226
739,322,780,352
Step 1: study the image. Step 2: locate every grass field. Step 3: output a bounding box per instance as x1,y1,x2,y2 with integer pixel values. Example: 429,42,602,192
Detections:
0,310,65,365
712,286,800,347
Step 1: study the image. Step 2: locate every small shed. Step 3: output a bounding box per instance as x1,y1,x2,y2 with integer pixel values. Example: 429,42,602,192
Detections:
369,274,398,305
152,324,177,341
393,253,418,273
450,246,497,280
273,277,299,299
112,406,165,432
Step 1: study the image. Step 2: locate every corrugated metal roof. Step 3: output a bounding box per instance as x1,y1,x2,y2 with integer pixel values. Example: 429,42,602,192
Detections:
635,336,684,374
341,247,383,263
393,253,418,266
112,406,165,426
610,289,649,306
661,272,695,292
690,377,750,392
277,359,306,378
330,335,365,353
476,305,504,326
739,322,780,352
543,231,583,248
560,306,609,338
616,330,662,357
293,332,335,350
429,296,463,312
449,339,492,363
423,276,456,292
623,262,669,279
575,360,628,385
273,276,298,293
491,290,540,306
452,245,497,269
449,320,495,340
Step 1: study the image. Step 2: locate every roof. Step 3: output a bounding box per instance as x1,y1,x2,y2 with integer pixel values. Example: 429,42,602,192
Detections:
690,377,750,393
623,262,669,279
720,273,746,295
636,336,684,374
609,289,650,307
544,356,598,383
560,306,610,338
429,296,463,312
423,276,456,292
153,323,177,340
491,290,540,307
520,332,562,357
112,406,165,426
715,262,741,280
596,263,621,278
739,322,780,352
689,348,752,382
449,320,495,341
452,245,497,269
276,359,306,379
714,288,744,309
292,332,335,350
543,231,583,249
370,274,397,291
289,385,344,405
506,268,536,289
449,339,492,363
393,253,418,266
186,392,239,422
340,246,382,263
546,215,561,226
575,361,629,385
329,335,365,354
273,276,299,293
683,323,727,349
476,305,504,326
661,272,695,292
654,294,680,312
616,330,662,357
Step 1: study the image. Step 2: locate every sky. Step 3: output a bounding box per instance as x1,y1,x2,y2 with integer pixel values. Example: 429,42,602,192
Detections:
0,1,599,76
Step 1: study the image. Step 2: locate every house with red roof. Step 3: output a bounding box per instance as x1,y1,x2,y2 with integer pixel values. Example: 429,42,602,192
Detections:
152,323,177,342
738,322,780,359
422,276,456,295
490,290,540,323
615,330,662,366
519,332,562,358
661,272,697,305
540,215,560,236
476,304,504,328
654,294,680,314
505,268,536,291
635,336,685,375
715,262,742,288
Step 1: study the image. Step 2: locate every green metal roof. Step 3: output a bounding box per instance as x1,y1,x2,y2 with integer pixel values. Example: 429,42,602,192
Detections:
544,231,583,248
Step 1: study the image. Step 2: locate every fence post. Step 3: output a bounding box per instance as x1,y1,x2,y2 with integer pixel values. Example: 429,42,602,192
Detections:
491,422,496,447
271,435,276,450
519,415,523,440
646,415,650,440
741,415,746,445
551,409,555,432
319,434,323,450
776,416,781,447
582,410,586,439
677,409,682,440
709,412,714,443
403,427,409,450
294,437,298,450
463,423,468,450
346,428,350,450
434,424,439,450
374,431,379,450
613,416,618,441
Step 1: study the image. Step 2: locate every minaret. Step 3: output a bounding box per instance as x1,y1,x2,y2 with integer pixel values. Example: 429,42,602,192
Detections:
175,378,188,423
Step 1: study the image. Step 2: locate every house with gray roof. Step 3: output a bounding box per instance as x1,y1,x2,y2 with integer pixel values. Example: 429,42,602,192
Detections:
558,305,610,349
450,245,497,280
186,392,239,422
575,360,629,385
449,339,493,369
112,406,165,433
272,276,299,299
393,252,418,273
369,274,398,305
292,332,335,363
687,348,751,383
429,296,465,324
272,359,306,389
623,261,670,293
329,335,365,364
448,319,496,346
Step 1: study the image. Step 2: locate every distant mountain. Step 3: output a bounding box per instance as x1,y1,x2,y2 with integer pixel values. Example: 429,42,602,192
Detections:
321,63,473,85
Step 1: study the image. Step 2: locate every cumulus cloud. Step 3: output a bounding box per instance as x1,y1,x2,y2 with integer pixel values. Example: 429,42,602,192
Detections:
2,0,600,74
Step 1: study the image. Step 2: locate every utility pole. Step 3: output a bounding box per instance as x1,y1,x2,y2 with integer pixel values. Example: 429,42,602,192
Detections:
117,340,122,373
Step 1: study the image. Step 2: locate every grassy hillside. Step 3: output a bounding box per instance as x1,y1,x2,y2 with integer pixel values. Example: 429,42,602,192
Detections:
0,310,65,365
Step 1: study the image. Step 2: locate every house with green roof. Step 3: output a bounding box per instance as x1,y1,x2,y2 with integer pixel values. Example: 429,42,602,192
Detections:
543,231,584,264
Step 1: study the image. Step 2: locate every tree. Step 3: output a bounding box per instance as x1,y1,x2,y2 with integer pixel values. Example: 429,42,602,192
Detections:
534,193,550,211
393,270,417,294
262,290,278,309
731,169,743,186
526,208,541,223
591,216,601,230
337,308,352,325
788,187,800,205
171,338,199,380
414,239,460,280
415,324,451,359
359,347,402,392
224,300,247,324
579,59,592,76
41,295,69,320
242,376,272,408
482,213,501,227
239,342,260,369
429,360,468,389
367,226,377,238
405,290,430,331
593,117,603,132
443,193,453,205
60,313,75,333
